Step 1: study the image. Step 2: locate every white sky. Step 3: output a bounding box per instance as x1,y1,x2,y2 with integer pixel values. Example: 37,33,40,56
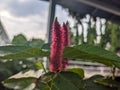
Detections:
0,0,75,41
0,0,104,44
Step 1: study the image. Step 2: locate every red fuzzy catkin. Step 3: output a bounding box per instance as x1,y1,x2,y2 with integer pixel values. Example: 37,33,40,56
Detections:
61,22,70,70
49,18,63,72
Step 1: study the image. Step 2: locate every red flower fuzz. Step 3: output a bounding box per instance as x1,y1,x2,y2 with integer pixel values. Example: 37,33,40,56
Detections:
49,18,70,72
49,18,63,72
61,23,70,70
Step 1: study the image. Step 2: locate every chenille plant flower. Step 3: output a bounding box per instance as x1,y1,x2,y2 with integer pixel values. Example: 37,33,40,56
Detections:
50,18,70,72
61,22,70,70
49,18,63,72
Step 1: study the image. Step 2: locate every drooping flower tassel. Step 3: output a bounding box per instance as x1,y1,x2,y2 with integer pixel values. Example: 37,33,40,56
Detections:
61,22,70,70
49,18,63,72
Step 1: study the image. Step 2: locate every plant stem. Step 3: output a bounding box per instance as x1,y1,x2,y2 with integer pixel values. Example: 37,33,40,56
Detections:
41,62,47,74
112,66,116,80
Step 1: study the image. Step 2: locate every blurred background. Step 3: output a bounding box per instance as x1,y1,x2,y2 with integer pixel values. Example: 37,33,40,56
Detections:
0,0,120,89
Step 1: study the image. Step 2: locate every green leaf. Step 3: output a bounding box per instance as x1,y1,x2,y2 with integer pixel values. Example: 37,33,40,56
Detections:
41,43,50,50
30,72,54,90
3,77,37,90
50,72,83,90
12,34,27,45
67,68,84,78
95,77,120,88
34,61,44,69
63,44,120,68
84,75,115,90
41,72,56,83
0,48,49,60
37,82,51,90
0,45,31,54
34,61,47,73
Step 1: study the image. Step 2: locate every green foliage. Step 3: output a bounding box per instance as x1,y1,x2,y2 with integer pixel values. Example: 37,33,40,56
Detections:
27,38,45,48
3,70,119,90
12,34,27,45
0,34,46,89
84,75,115,90
67,68,84,78
70,16,120,53
41,43,50,50
74,22,79,45
63,44,120,68
0,48,49,60
34,61,44,70
99,21,111,48
0,45,31,54
3,77,37,90
1,44,120,68
50,72,82,90
12,34,45,48
110,24,117,51
87,18,96,45
37,83,50,90
95,77,120,88
0,61,13,80
1,34,120,89
3,71,84,90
